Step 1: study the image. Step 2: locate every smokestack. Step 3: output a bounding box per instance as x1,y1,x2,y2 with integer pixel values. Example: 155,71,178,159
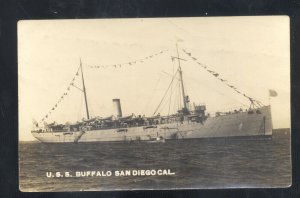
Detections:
113,99,122,118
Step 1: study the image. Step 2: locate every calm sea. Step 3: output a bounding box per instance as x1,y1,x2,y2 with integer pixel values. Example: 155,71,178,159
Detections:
19,129,291,192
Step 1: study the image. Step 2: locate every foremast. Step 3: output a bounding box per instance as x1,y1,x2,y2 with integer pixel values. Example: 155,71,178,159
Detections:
80,58,90,119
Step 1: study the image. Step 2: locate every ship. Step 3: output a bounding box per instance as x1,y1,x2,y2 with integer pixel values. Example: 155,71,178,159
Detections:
31,44,273,143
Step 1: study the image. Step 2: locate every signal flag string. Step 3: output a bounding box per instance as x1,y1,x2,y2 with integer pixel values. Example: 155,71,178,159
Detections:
182,49,263,108
39,65,81,124
89,49,168,69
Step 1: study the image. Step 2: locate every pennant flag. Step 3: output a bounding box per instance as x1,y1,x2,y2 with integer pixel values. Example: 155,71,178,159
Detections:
269,89,278,97
184,48,260,104
89,49,166,69
40,65,82,122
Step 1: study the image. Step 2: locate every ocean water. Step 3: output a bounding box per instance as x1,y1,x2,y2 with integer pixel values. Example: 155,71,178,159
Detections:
19,130,291,192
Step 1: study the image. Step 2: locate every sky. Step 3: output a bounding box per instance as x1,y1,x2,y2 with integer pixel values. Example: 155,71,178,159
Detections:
18,16,290,141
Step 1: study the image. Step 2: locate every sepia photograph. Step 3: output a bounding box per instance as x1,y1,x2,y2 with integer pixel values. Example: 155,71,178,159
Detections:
18,16,291,191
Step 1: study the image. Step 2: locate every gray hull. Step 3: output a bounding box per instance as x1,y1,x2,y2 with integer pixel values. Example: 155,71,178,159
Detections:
32,106,273,143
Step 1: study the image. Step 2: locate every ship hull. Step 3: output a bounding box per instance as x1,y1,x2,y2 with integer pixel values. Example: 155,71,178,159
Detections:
32,106,273,143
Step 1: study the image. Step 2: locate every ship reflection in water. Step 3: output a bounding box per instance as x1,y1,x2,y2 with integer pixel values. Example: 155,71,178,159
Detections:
19,129,291,191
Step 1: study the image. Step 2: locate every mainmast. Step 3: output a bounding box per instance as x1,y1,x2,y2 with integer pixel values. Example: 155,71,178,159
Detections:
176,43,188,111
80,59,90,119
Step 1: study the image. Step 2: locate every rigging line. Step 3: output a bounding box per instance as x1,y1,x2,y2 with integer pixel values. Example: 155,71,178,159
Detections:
153,69,179,116
173,80,179,113
154,81,173,115
168,50,180,115
158,89,173,115
71,84,83,92
143,48,176,115
173,79,180,113
161,71,181,81
141,74,163,114
77,92,84,121
39,64,81,123
176,80,181,113
181,49,264,106
168,57,177,115
171,80,178,115
178,79,182,110
160,76,177,114
183,73,248,107
159,91,172,114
